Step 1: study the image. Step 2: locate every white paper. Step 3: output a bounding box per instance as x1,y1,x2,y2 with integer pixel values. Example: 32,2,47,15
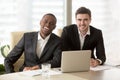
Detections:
106,60,120,67
49,70,62,75
90,65,113,71
20,69,62,76
21,70,42,76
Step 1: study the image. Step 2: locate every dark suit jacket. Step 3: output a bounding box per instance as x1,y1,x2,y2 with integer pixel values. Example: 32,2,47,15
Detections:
61,24,106,64
4,32,61,73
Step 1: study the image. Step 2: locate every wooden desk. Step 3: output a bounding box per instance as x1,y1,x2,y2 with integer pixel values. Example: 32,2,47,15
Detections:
0,68,120,80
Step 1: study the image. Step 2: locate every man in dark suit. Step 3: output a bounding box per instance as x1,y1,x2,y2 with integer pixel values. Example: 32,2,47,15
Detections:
4,13,61,73
61,7,106,67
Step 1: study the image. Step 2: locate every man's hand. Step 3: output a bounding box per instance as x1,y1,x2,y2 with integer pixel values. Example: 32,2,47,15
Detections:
31,65,40,70
23,65,40,71
90,58,100,67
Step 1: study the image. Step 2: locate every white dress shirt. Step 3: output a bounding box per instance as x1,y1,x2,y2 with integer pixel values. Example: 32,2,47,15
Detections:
78,27,90,49
36,32,50,58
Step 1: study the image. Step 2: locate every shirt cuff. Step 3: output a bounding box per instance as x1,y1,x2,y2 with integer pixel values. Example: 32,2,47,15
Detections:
96,59,102,65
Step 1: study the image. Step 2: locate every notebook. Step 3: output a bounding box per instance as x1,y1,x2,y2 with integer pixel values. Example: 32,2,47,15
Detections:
61,50,91,73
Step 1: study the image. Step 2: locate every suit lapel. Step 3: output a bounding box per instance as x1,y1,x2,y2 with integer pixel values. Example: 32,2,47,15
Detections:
74,26,81,49
31,32,38,58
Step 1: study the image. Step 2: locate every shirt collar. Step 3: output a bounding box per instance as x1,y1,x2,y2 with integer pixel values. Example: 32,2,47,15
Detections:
38,31,51,41
78,26,90,36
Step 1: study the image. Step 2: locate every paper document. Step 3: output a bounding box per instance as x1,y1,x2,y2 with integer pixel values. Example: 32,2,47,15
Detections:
20,69,62,76
90,65,113,71
106,60,120,67
21,70,42,76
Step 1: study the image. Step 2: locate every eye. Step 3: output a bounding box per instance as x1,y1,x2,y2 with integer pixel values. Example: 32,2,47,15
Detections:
77,19,82,21
49,22,54,25
84,19,88,21
43,20,47,23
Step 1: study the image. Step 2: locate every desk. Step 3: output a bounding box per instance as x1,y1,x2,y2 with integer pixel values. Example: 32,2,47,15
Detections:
71,68,120,80
0,68,120,80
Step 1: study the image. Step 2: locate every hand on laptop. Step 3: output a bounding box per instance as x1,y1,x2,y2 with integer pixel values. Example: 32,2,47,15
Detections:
90,58,100,67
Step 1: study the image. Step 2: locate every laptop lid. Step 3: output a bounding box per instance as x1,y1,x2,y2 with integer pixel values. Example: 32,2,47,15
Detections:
61,50,91,73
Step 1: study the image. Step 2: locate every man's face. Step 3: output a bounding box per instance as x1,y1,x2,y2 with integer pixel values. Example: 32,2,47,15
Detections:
40,15,56,37
76,14,91,33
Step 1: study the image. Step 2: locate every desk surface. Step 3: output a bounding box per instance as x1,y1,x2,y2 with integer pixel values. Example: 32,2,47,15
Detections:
71,68,120,80
0,68,120,80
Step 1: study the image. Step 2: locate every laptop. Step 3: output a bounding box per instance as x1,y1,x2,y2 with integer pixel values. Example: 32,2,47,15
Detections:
61,50,91,73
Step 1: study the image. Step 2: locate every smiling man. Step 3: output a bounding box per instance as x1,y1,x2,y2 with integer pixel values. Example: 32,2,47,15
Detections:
61,7,106,67
4,13,62,73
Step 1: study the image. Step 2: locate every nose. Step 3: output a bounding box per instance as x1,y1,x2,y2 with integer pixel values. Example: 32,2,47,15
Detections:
45,22,50,27
81,20,85,25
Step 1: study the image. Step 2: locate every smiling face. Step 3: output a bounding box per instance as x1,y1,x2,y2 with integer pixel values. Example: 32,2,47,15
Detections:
40,14,56,38
76,14,91,35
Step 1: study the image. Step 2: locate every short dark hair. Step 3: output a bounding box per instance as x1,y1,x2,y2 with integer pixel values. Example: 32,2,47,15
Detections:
75,7,91,18
43,13,57,23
